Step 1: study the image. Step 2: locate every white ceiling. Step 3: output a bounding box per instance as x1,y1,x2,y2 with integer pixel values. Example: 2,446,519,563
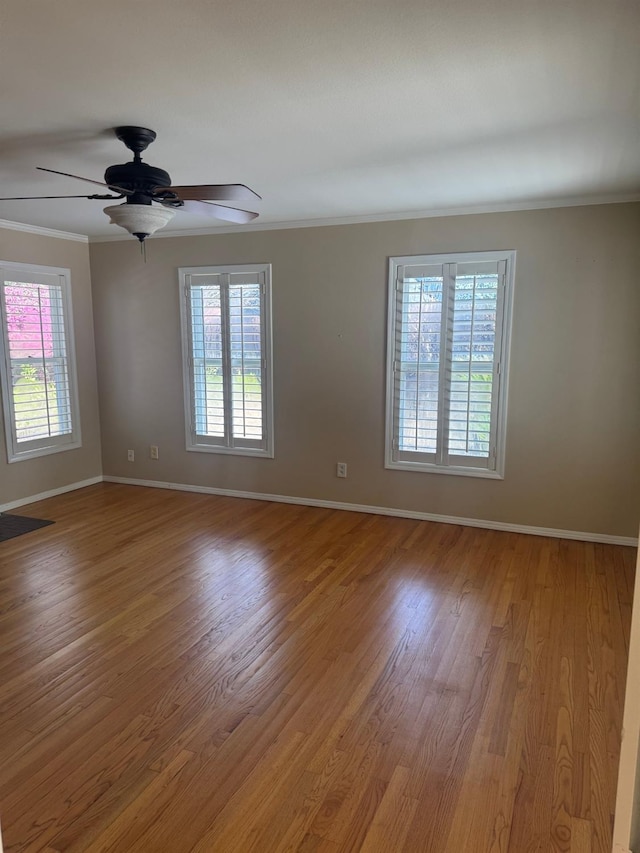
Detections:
1,0,639,239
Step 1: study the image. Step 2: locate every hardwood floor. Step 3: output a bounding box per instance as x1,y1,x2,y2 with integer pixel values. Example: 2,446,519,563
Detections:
0,483,634,852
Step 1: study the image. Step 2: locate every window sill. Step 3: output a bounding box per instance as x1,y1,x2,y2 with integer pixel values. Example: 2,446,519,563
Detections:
187,443,274,459
7,438,82,464
385,459,504,479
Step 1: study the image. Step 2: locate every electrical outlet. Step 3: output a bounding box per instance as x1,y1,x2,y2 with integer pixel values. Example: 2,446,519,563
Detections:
150,445,159,460
336,462,347,478
127,449,135,462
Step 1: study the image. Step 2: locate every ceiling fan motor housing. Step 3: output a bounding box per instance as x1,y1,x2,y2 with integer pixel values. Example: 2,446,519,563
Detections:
104,161,172,205
0,124,259,242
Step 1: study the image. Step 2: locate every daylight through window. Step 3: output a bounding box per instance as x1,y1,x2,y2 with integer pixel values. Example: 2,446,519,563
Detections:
180,264,273,457
386,251,514,477
0,264,81,462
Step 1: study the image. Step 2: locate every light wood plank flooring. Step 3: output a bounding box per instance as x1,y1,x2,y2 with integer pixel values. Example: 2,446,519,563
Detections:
0,484,634,852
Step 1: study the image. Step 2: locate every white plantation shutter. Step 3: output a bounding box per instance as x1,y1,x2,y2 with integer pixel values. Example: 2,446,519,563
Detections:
447,260,505,467
189,275,225,439
180,264,273,457
387,252,514,477
0,264,81,462
229,273,265,442
393,263,444,461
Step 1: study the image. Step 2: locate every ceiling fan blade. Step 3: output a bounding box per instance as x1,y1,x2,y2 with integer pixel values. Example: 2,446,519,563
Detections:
0,193,124,200
172,199,259,224
37,167,133,196
156,184,261,202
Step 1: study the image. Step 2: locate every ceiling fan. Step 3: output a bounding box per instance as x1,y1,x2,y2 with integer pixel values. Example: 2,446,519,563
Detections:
0,126,261,242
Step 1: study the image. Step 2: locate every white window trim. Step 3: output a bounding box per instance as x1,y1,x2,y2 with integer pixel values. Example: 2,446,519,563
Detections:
179,263,274,458
0,261,82,463
385,250,515,479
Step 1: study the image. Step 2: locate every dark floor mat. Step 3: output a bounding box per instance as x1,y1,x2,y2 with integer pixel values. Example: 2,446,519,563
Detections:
0,513,54,542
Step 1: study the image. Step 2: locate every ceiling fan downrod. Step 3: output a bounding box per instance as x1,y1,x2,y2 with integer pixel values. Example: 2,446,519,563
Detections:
0,124,261,242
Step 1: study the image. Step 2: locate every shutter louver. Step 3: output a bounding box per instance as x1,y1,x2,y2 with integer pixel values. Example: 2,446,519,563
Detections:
394,265,444,460
229,276,263,441
387,253,512,477
447,268,500,462
190,280,225,439
0,266,81,462
184,266,271,455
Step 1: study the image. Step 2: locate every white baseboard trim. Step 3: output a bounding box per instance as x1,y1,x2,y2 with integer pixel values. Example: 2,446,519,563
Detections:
613,845,633,853
0,476,104,514
102,475,638,547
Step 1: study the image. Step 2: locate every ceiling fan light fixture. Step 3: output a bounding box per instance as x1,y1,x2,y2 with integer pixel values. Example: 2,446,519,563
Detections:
103,202,175,242
1,128,260,238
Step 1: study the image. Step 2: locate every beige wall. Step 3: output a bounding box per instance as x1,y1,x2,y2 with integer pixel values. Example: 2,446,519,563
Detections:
0,227,102,506
89,203,640,538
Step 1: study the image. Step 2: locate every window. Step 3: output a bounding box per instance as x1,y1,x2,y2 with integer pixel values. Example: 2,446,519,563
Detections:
385,251,514,478
0,262,81,463
180,264,274,457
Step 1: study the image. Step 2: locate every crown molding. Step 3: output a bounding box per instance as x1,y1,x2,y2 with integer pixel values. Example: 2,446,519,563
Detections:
0,218,88,243
88,191,640,243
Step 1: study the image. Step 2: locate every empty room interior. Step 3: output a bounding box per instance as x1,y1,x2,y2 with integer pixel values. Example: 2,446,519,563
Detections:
1,2,640,852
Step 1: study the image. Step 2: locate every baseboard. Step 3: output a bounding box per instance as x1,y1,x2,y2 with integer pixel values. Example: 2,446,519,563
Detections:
0,476,104,514
5,473,634,546
613,844,633,853
102,475,638,547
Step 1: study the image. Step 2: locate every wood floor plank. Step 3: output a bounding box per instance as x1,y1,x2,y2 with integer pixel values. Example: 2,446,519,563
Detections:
0,483,633,853
358,765,417,852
